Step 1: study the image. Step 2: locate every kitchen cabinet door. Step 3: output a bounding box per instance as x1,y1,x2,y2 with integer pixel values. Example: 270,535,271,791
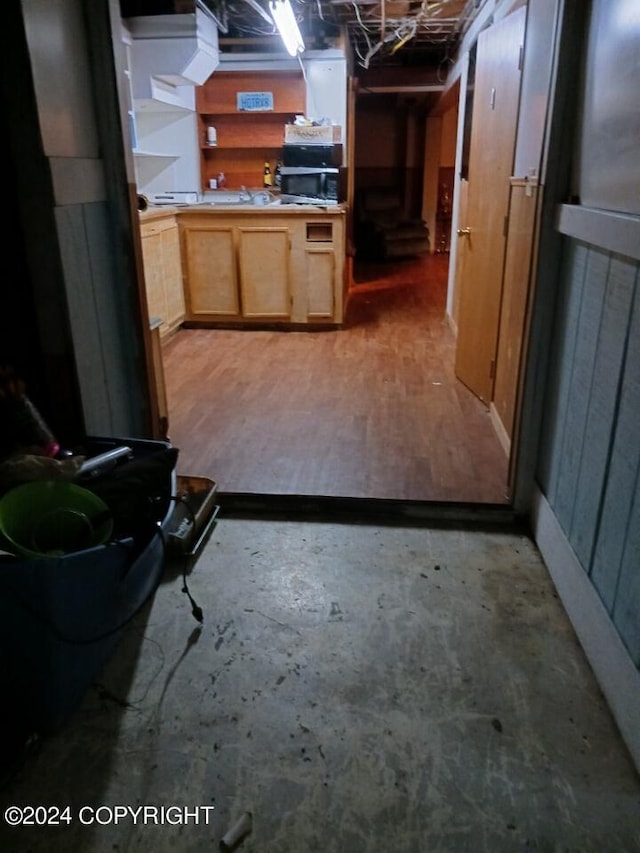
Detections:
140,225,167,329
305,248,335,318
237,227,291,319
141,216,186,338
183,225,239,317
161,222,185,332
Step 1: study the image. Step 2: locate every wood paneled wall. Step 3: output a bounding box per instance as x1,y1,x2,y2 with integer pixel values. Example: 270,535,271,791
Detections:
537,238,640,667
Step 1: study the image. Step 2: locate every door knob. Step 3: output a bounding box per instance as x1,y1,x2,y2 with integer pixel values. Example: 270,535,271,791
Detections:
457,227,471,236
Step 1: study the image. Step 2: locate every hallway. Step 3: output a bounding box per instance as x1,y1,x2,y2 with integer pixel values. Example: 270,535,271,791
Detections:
2,519,638,852
162,255,509,502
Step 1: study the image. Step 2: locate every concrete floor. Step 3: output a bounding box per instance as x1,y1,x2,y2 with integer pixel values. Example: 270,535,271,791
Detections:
1,518,639,852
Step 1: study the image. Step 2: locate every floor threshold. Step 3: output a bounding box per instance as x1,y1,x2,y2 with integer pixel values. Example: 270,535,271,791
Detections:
217,491,524,530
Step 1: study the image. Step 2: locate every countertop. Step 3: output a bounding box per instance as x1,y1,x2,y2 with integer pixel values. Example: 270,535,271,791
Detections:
139,201,347,222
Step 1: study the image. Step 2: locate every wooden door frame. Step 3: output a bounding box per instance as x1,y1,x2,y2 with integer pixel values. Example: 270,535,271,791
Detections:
510,0,589,514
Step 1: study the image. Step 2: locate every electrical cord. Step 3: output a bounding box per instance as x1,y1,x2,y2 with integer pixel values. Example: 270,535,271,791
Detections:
168,493,204,625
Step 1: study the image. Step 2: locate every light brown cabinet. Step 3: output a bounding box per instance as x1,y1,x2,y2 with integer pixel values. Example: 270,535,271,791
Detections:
140,214,185,339
179,208,346,326
181,220,291,320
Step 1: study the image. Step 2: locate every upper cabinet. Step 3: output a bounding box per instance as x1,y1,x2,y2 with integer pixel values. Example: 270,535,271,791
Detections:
196,70,306,190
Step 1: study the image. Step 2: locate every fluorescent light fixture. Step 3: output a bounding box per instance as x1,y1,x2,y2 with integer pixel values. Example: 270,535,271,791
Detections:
270,0,305,56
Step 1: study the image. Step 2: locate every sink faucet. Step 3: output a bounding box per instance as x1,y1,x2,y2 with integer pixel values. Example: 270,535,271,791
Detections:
254,190,274,206
239,186,254,202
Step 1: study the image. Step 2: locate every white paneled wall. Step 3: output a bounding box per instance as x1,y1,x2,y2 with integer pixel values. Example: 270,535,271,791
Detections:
578,0,640,214
303,55,348,146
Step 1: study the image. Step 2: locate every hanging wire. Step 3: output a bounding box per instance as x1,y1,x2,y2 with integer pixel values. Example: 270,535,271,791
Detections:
200,0,230,33
226,0,468,69
351,0,375,67
297,51,308,81
352,0,373,33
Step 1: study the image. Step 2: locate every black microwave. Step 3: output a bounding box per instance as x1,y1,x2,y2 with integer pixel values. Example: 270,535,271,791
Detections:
282,144,342,167
279,166,340,205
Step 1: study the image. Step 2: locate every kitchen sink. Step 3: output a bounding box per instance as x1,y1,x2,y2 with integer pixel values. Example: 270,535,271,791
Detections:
195,191,280,207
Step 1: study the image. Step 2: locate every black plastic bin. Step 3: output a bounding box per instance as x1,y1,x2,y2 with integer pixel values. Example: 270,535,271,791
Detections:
0,436,176,735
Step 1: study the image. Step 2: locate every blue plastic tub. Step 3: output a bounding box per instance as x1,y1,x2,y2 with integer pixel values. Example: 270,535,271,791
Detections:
0,436,176,734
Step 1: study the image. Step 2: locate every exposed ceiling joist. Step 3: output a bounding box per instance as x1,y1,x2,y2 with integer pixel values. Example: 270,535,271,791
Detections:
125,0,485,70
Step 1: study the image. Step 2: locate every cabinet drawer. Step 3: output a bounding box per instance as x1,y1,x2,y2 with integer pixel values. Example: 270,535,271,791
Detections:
141,216,177,238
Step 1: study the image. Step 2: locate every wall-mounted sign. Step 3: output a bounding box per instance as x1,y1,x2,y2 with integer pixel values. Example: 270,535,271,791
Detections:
237,91,274,112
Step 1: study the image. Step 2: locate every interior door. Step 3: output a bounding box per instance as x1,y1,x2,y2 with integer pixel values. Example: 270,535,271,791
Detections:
454,7,526,403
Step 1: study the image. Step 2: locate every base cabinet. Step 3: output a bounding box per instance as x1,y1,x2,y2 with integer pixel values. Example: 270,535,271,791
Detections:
140,215,185,338
180,210,345,325
182,223,292,320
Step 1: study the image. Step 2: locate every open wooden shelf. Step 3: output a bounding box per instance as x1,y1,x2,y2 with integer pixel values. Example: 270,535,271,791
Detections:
196,70,305,192
196,70,305,114
199,113,296,149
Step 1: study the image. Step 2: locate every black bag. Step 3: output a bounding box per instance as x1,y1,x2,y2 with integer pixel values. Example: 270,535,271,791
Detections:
83,447,178,540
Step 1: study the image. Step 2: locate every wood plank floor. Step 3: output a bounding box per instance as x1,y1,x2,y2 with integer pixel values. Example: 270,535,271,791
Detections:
162,254,510,502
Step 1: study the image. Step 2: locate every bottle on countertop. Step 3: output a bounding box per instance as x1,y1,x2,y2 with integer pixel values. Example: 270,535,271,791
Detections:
275,160,282,189
263,162,272,188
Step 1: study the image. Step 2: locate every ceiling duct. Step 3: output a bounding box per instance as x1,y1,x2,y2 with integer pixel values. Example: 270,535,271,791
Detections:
127,1,220,104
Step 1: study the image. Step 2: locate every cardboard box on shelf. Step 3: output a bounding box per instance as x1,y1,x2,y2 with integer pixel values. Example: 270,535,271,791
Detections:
284,124,342,144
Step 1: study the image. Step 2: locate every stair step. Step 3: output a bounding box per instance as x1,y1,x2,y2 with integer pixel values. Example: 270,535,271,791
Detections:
383,227,429,241
384,238,431,258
